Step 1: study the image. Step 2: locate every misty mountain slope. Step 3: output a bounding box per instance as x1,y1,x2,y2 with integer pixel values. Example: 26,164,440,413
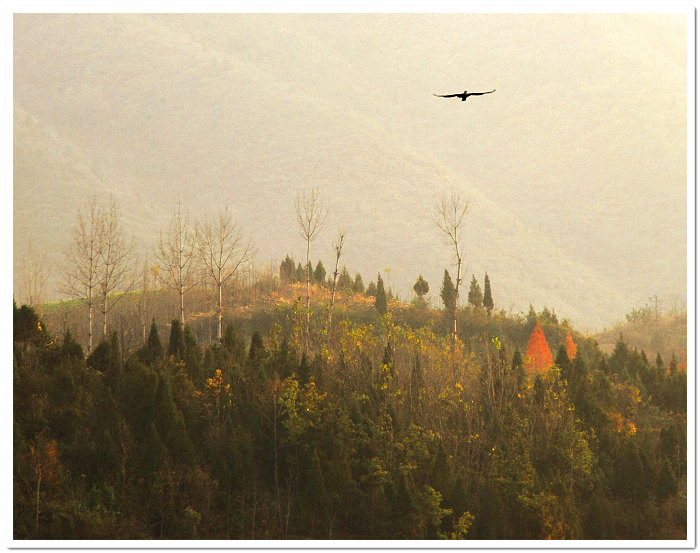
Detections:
13,14,686,328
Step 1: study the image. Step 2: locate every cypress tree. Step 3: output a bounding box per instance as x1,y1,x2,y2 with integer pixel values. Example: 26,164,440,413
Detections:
338,266,353,292
314,260,326,286
467,275,483,308
366,281,377,297
222,322,246,367
167,319,185,361
375,273,388,315
440,270,456,313
353,272,365,293
483,273,494,315
183,324,201,382
247,330,268,378
146,319,163,363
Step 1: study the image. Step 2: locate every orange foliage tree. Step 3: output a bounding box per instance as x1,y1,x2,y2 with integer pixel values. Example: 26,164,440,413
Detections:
565,331,577,360
525,321,553,373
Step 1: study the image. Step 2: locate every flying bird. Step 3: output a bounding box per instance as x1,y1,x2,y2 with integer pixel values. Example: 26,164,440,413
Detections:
433,89,496,101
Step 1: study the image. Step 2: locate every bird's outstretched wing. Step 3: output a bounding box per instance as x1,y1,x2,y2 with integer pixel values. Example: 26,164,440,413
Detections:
467,89,496,96
433,93,461,98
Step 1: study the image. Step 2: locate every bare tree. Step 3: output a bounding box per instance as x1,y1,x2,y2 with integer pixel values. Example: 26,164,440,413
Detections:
295,188,326,348
434,189,470,344
327,229,345,335
61,197,104,352
16,241,51,310
196,207,252,342
97,198,137,340
134,257,153,344
154,202,198,324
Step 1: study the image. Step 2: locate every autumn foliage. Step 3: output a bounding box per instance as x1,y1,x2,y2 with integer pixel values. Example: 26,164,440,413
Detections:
525,321,553,373
565,331,577,360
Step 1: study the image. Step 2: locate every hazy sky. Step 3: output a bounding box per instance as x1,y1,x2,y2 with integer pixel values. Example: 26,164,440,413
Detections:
12,12,691,329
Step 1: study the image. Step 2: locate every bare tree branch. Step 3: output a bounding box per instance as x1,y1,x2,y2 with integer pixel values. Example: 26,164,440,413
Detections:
327,229,345,336
294,187,326,351
154,202,198,324
60,196,104,352
98,197,138,340
434,188,470,344
196,206,252,342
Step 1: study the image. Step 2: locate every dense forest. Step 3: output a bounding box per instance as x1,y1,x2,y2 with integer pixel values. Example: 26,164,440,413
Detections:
13,266,687,539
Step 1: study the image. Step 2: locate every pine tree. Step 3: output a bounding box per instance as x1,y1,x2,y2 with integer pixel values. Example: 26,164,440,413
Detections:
366,281,377,297
467,275,483,308
352,272,365,294
146,319,163,364
440,270,457,313
375,273,388,315
313,260,326,286
483,273,493,316
279,255,296,283
337,266,353,292
167,319,185,361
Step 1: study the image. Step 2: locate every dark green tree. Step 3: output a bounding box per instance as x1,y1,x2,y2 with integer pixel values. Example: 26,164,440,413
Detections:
183,325,201,382
440,270,456,313
467,275,483,308
167,319,185,361
375,273,388,316
247,330,268,378
280,255,296,283
338,266,353,292
353,272,365,294
222,322,246,367
366,281,377,297
483,272,494,315
145,319,163,364
413,275,429,300
314,260,326,286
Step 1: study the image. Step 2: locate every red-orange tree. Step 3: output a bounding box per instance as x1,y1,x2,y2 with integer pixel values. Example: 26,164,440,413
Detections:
565,331,577,360
525,321,553,373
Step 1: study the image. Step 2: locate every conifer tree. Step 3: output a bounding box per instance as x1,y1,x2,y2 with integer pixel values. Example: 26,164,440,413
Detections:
183,324,202,382
483,273,493,316
467,275,483,308
338,266,353,292
375,273,388,316
146,319,163,364
352,273,365,294
279,255,296,284
167,319,185,361
314,260,326,286
366,281,377,297
440,270,456,314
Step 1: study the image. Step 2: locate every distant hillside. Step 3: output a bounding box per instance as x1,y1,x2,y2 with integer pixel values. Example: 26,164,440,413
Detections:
594,312,687,368
14,14,687,329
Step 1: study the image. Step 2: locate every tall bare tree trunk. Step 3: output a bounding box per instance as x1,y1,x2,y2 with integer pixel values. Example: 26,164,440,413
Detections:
294,188,326,353
327,231,344,336
435,189,470,347
87,298,94,353
218,282,223,342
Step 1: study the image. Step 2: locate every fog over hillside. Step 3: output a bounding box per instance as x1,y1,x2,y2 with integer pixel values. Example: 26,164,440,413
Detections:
13,14,687,330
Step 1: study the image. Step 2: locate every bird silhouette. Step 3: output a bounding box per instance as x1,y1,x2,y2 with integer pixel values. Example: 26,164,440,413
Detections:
433,89,495,101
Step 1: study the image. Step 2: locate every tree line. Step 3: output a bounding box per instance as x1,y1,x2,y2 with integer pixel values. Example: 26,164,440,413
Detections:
13,293,686,539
